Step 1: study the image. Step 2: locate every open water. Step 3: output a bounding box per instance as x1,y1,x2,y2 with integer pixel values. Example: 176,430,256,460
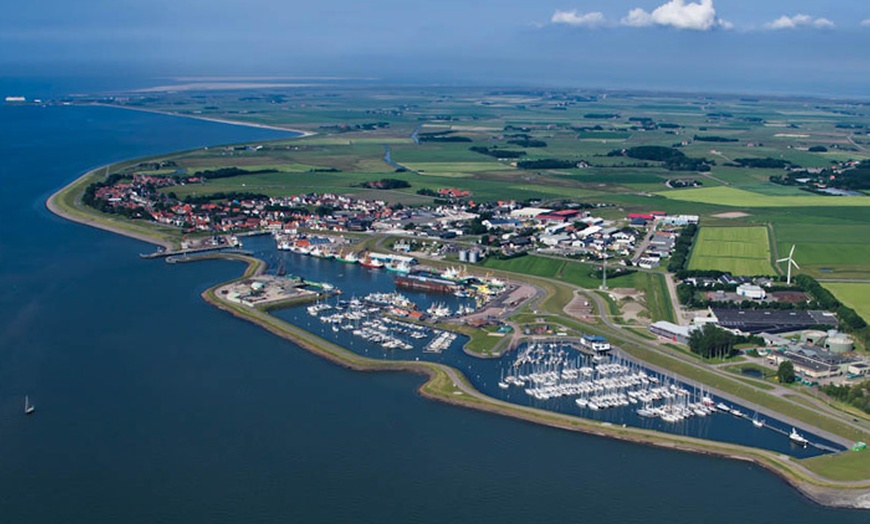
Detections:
0,101,867,523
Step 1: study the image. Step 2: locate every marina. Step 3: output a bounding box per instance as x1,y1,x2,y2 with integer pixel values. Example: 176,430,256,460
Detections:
247,235,845,458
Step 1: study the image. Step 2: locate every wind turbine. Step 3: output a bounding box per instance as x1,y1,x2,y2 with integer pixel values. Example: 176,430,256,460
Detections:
777,245,800,285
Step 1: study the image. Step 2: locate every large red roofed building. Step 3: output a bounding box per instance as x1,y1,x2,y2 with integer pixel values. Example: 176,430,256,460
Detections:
536,209,580,222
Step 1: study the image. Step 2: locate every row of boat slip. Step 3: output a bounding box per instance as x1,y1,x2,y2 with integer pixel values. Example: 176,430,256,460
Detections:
306,294,446,351
362,292,417,310
498,343,721,422
499,343,820,447
275,237,414,272
424,331,457,354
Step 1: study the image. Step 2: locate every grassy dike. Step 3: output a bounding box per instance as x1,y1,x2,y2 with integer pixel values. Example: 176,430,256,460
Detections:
48,160,870,509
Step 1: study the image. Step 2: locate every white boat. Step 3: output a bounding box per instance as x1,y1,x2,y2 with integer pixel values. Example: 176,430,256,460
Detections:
24,395,35,415
789,428,809,447
752,416,765,428
498,381,510,389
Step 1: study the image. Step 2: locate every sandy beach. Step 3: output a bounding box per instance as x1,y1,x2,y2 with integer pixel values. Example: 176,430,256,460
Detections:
89,102,317,137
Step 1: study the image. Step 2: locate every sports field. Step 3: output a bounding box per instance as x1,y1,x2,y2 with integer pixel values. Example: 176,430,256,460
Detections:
822,282,870,324
688,226,774,276
659,187,870,208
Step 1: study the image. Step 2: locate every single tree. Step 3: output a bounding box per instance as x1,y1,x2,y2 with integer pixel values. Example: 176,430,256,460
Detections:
777,360,796,384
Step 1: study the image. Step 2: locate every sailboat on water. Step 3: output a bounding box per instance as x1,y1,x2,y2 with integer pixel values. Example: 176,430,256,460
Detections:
24,395,35,415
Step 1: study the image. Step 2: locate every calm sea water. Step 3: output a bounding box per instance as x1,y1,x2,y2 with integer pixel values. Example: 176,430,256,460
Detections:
0,102,866,523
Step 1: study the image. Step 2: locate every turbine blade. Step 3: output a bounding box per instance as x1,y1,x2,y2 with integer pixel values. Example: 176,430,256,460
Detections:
790,245,796,257
791,261,800,270
776,258,789,263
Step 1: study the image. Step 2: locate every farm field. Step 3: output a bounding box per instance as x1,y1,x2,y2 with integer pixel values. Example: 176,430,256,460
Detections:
688,226,774,276
822,283,870,325
659,186,870,208
400,161,509,177
773,223,870,279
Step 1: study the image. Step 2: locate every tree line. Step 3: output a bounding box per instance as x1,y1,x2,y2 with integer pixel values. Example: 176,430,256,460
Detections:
608,146,711,172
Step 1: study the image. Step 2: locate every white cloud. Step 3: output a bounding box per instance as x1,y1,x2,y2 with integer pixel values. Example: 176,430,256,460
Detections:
620,0,724,31
862,19,870,27
765,14,836,30
551,10,606,28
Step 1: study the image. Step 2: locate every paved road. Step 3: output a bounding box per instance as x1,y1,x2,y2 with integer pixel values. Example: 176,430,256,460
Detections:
631,221,657,264
578,287,866,446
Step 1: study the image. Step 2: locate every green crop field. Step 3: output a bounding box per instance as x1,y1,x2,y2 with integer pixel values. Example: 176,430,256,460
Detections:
659,187,870,208
772,224,870,279
822,282,870,323
689,226,774,276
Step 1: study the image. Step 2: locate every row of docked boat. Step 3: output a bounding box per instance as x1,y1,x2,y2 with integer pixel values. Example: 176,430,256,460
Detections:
424,302,475,319
499,344,817,447
363,292,417,310
499,343,722,423
424,331,457,354
276,237,415,272
306,294,460,352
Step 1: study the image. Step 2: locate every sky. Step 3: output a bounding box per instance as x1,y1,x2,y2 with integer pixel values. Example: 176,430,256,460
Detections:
2,1,869,96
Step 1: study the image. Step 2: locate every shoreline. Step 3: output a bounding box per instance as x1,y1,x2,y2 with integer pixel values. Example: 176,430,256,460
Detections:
44,140,870,511
46,170,175,251
88,102,317,137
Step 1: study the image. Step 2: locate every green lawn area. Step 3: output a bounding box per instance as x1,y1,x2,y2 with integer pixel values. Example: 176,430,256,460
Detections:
480,255,637,290
823,282,870,324
689,226,774,276
801,450,870,482
659,186,870,207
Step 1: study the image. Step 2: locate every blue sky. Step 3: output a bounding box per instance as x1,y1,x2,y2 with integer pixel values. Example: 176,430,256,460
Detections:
2,1,869,96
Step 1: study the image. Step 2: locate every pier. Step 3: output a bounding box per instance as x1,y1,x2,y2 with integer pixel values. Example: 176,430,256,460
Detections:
141,245,251,260
164,248,253,263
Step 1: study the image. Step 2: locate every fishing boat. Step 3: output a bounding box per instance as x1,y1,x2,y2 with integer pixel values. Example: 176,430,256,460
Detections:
335,251,359,264
426,302,451,318
360,255,385,269
789,428,809,447
24,395,35,415
386,261,412,273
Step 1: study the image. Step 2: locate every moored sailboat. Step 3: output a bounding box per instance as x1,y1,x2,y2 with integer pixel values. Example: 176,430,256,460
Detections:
789,428,809,447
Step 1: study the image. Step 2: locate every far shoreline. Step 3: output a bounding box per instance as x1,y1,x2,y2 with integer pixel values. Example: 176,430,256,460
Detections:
88,102,317,137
